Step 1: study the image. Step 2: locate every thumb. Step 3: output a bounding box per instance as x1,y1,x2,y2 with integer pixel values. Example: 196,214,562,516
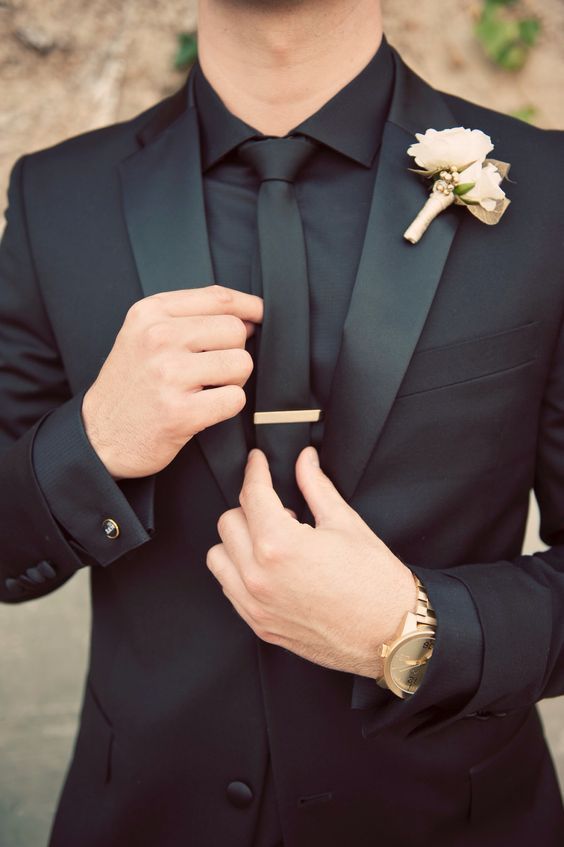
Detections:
295,447,354,528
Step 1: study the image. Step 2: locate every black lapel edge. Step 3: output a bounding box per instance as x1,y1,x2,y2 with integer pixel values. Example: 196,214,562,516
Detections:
118,68,249,508
320,50,462,501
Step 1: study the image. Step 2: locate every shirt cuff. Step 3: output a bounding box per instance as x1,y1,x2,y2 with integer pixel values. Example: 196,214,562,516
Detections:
32,391,154,566
352,565,484,738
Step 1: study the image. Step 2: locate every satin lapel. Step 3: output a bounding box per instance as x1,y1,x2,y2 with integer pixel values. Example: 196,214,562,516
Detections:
119,76,248,508
320,51,461,501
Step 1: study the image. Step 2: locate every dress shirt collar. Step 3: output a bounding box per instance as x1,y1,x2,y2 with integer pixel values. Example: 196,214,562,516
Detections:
193,34,395,172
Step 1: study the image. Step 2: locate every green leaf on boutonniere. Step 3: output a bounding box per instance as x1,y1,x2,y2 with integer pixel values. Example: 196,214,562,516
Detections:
454,182,476,196
407,167,438,177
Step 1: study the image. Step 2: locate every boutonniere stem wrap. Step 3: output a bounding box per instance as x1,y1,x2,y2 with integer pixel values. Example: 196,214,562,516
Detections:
403,127,511,244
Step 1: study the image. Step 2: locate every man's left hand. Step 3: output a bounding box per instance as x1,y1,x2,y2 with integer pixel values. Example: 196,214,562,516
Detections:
207,446,417,678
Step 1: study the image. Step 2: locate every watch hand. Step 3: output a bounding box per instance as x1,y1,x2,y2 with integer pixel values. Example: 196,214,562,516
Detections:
400,654,433,667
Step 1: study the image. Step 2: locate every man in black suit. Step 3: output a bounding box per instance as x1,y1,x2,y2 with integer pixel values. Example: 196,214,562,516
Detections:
1,0,563,844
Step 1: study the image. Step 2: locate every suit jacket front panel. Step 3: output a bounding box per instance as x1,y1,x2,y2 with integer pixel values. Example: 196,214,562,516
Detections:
2,55,563,847
21,76,559,564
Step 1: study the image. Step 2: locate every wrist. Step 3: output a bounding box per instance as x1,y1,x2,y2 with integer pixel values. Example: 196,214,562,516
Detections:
81,389,123,480
356,565,417,678
380,565,418,644
373,567,417,673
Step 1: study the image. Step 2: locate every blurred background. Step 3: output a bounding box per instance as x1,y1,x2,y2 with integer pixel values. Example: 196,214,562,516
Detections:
0,1,563,845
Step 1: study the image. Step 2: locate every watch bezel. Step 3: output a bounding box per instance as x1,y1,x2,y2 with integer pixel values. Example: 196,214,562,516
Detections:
382,628,436,699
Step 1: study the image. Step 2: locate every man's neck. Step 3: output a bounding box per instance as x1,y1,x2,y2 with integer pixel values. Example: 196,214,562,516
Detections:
197,0,383,136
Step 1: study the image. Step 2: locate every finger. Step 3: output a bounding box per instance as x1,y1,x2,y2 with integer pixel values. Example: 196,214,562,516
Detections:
172,314,251,352
217,507,254,573
207,545,271,638
239,449,290,539
176,348,254,389
183,384,247,431
156,286,264,324
295,446,357,528
206,543,252,605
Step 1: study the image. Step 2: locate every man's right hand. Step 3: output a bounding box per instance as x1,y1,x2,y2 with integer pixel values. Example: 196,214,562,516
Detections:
82,285,263,480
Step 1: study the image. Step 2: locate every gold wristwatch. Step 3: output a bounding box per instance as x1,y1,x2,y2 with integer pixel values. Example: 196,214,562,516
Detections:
376,575,437,699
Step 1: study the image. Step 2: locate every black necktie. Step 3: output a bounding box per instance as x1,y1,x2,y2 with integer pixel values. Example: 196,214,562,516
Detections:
238,135,318,513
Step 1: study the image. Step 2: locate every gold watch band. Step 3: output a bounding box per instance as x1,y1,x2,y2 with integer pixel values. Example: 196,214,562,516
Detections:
376,575,437,697
413,575,437,629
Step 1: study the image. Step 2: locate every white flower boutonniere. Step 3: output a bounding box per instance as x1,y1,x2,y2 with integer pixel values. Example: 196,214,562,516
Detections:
403,127,511,244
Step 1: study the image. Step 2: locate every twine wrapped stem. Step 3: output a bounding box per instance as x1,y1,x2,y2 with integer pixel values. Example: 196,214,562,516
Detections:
403,190,455,244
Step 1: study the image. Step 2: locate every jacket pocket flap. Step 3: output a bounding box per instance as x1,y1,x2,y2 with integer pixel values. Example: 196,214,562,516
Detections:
398,321,539,397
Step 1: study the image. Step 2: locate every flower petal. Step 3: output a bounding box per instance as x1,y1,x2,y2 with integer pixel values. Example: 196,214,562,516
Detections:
407,127,494,172
462,162,506,207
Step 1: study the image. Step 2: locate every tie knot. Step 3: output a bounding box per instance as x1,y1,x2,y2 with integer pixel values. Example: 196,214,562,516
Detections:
237,134,318,183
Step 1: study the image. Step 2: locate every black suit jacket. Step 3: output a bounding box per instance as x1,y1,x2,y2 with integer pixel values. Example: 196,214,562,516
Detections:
1,47,563,846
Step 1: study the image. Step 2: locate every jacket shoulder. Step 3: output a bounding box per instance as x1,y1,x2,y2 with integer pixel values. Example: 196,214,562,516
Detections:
441,89,564,164
19,82,189,178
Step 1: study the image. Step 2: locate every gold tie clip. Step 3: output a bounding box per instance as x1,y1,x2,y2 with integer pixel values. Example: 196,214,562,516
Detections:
253,409,324,425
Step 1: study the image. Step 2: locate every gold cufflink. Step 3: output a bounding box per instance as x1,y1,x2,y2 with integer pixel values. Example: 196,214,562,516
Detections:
253,409,324,425
102,518,120,540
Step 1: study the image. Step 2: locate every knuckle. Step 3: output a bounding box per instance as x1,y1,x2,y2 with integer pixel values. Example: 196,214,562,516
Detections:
209,284,233,304
222,384,246,416
239,481,261,509
206,544,221,572
143,321,170,352
216,508,236,538
254,536,283,565
236,348,254,378
222,348,253,381
216,513,227,538
220,314,246,344
128,293,164,322
125,298,146,325
146,292,167,308
244,570,270,600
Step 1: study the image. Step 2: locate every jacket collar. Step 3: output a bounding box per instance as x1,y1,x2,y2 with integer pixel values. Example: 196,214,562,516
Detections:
192,35,395,172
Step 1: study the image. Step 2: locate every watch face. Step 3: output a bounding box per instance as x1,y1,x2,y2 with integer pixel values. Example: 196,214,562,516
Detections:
388,631,435,696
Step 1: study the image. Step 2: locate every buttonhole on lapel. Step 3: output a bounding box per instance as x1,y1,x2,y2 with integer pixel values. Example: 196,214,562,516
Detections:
297,791,333,808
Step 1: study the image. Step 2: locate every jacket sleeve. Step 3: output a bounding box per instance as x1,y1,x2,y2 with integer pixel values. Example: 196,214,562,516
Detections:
354,306,564,739
0,157,153,604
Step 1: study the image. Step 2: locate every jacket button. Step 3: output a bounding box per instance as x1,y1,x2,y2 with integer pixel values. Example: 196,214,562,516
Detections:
25,566,45,584
5,578,25,596
37,561,57,579
226,781,254,809
102,518,120,539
